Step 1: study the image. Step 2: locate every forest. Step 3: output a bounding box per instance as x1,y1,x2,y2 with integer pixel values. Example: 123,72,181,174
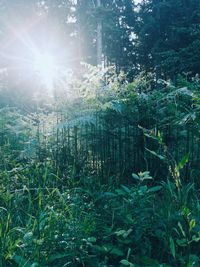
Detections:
0,0,200,266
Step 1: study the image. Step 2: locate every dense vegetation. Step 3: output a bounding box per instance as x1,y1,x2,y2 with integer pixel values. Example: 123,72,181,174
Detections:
0,0,200,266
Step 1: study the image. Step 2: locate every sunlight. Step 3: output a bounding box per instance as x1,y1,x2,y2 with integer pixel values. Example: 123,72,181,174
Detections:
33,52,57,89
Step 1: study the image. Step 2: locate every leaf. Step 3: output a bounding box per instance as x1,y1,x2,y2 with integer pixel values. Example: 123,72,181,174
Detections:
138,185,148,193
121,185,131,194
87,237,96,243
115,229,133,239
176,238,187,247
120,259,131,266
115,189,126,196
157,130,163,144
191,235,200,242
138,171,153,181
189,219,196,232
170,237,176,258
30,263,40,267
148,186,162,193
92,245,106,253
115,230,126,236
127,248,131,260
132,173,140,180
109,101,123,113
123,229,133,238
187,254,200,266
178,222,186,237
182,206,191,218
23,231,33,239
139,256,160,265
110,247,124,256
145,148,165,160
120,259,135,266
177,153,189,170
144,132,158,141
49,253,69,263
12,255,32,266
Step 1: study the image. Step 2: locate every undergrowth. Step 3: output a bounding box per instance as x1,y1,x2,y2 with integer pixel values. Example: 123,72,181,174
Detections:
0,69,200,266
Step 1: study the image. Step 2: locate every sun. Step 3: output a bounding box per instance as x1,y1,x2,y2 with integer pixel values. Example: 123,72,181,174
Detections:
33,52,57,89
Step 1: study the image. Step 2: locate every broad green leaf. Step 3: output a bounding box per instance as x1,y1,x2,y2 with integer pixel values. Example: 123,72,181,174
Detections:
148,186,162,193
30,263,40,267
190,235,200,242
182,207,191,218
120,259,131,266
132,173,140,180
121,185,131,194
170,237,176,258
138,185,148,193
176,238,187,247
110,247,124,256
177,153,189,170
120,259,135,266
87,237,96,243
189,219,196,232
116,189,127,196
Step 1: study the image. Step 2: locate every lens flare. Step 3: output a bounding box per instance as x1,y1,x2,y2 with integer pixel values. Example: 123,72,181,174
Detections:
33,52,57,89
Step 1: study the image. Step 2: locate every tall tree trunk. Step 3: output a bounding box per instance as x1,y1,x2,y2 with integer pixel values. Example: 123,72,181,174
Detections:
77,0,82,64
97,0,102,67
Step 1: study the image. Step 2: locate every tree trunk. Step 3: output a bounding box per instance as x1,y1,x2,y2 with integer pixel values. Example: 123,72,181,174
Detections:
97,0,102,67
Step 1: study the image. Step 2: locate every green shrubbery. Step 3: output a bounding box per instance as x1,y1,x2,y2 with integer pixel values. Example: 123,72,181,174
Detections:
1,166,200,266
0,69,200,266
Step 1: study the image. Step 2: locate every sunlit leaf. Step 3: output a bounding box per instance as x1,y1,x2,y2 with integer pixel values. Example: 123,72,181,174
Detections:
177,153,189,170
189,219,196,232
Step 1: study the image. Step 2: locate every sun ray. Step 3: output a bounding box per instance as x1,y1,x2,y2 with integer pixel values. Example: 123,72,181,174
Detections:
33,52,58,90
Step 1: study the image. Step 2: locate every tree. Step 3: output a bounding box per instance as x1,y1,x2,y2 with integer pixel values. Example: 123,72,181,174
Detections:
97,0,102,66
134,0,200,79
101,0,136,76
73,0,137,76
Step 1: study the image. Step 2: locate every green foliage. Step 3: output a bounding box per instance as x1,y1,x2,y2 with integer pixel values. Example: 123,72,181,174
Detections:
0,0,200,265
0,68,200,266
135,0,200,77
